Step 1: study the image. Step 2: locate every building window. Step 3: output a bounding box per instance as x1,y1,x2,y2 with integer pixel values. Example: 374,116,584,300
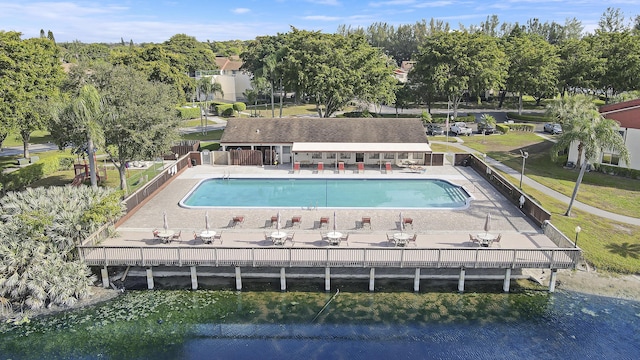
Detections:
398,152,409,159
340,153,351,160
311,152,322,159
601,130,625,166
413,153,424,159
326,153,336,159
384,153,395,160
283,146,291,155
370,153,380,159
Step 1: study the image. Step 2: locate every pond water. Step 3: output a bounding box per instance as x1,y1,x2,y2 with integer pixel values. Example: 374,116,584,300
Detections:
1,289,639,359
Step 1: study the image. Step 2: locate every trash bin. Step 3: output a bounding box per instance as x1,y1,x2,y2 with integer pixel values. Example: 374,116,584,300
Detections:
190,158,196,167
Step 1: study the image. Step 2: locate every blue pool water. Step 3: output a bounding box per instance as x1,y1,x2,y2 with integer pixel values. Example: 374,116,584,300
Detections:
180,178,471,208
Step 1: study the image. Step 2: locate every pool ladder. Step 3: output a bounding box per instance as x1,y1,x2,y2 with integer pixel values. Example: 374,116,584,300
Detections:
221,172,231,180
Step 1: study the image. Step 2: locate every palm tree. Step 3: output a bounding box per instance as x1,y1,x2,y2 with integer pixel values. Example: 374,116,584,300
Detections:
197,77,223,133
52,85,104,188
547,95,630,216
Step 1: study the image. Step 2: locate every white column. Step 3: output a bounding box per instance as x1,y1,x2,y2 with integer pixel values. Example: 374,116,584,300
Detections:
503,268,511,292
458,268,466,293
190,266,198,290
101,266,109,288
235,266,242,290
280,267,286,291
325,267,331,292
369,268,375,292
548,269,558,293
414,268,421,292
146,268,154,290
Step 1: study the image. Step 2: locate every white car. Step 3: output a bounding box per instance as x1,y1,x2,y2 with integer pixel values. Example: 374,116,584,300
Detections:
450,122,473,136
544,123,563,134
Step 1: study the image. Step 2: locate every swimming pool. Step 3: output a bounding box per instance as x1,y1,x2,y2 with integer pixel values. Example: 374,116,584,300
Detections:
180,178,472,209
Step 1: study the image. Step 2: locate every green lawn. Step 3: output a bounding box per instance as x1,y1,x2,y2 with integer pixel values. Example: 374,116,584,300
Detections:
2,130,54,148
461,133,640,218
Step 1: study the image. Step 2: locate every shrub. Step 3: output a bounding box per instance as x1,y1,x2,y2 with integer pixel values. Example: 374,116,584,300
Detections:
200,143,221,151
215,104,234,117
593,163,640,179
506,112,550,122
3,154,74,191
233,102,247,113
176,106,201,119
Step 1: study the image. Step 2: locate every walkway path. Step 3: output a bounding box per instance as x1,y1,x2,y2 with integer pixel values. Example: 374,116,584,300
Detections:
434,140,640,226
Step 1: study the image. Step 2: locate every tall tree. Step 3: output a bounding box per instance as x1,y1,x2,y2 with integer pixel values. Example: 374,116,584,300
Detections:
50,85,104,187
546,95,630,216
91,65,180,192
412,31,507,118
0,34,64,158
283,28,396,118
196,76,223,133
504,32,559,113
163,34,218,77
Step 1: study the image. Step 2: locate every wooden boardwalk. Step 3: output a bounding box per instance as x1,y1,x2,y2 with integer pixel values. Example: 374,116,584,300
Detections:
83,164,579,293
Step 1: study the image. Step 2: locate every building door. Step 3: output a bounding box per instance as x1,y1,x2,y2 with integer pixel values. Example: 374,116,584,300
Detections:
356,153,364,163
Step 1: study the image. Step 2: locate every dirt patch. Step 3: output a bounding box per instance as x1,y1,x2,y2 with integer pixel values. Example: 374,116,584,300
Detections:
555,269,640,301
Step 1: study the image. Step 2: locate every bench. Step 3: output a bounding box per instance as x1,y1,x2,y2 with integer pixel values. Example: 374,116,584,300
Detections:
17,158,29,166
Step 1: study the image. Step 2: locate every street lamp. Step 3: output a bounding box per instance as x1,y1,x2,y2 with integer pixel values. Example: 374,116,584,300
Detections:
574,225,581,248
519,150,529,189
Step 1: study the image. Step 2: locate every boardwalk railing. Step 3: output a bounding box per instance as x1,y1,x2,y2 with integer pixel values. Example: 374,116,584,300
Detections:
79,246,580,270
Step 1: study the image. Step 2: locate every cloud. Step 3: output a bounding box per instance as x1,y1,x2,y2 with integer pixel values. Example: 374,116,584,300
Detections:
232,8,250,14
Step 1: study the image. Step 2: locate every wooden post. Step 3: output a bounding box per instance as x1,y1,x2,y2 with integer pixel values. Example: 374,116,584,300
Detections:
414,268,421,292
280,267,286,291
190,266,198,290
369,268,375,292
101,266,109,288
146,267,154,290
458,268,465,293
503,268,511,292
548,269,557,293
325,267,331,292
235,266,242,290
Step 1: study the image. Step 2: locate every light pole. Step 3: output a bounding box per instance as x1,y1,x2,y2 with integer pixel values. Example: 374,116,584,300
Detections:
519,150,529,189
574,225,581,248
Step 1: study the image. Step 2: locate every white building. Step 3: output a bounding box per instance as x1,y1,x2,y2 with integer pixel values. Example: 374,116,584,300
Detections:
567,98,640,171
195,56,252,103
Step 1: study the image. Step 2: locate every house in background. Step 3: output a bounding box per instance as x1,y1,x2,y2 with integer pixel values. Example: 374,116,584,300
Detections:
219,118,432,167
195,56,252,103
567,98,640,171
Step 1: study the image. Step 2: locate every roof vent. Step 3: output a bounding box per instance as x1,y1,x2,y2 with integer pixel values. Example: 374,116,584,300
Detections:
256,129,260,133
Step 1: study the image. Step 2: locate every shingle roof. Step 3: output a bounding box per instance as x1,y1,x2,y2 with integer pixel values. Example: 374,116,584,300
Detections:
599,99,640,130
220,118,429,144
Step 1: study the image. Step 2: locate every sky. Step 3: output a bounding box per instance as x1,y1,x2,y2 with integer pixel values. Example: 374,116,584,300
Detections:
1,0,639,43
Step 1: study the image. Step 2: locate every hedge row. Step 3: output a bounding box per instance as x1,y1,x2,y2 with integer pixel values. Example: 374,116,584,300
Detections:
2,155,74,191
176,107,201,119
593,163,640,180
215,104,235,116
496,123,536,133
506,112,550,122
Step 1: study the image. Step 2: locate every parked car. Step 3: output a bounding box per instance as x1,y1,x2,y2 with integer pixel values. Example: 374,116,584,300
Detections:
450,122,473,136
477,121,495,135
425,123,445,136
544,123,563,134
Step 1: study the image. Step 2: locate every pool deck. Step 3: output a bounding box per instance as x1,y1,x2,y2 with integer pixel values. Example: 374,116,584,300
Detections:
111,163,556,249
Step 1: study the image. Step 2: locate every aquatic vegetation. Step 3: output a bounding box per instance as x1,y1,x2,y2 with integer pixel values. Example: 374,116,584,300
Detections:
0,289,558,359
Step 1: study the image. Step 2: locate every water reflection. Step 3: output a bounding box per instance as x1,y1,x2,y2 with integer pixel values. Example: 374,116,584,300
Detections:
1,289,639,359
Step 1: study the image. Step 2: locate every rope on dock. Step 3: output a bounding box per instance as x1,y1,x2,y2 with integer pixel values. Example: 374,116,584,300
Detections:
312,289,339,323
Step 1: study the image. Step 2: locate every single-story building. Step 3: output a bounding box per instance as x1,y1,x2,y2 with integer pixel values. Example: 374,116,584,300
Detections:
567,98,640,171
219,118,432,167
